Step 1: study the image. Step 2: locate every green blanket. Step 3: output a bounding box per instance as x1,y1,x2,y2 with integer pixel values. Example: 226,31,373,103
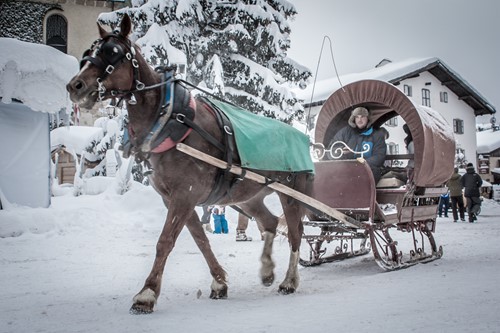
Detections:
205,97,314,173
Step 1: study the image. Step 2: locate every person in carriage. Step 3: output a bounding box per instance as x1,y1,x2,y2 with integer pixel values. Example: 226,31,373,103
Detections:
326,107,386,183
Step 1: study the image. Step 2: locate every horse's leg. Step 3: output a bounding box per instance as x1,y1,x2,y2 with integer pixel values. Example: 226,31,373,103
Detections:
237,195,279,287
130,206,191,314
184,213,228,299
276,193,304,294
276,173,312,294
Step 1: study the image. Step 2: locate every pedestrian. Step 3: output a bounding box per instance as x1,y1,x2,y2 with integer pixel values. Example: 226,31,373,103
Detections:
212,206,229,234
438,191,450,218
235,213,266,241
200,205,214,233
446,167,466,222
460,163,483,223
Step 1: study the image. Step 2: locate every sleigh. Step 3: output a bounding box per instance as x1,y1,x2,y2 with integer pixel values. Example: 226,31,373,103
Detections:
297,79,455,270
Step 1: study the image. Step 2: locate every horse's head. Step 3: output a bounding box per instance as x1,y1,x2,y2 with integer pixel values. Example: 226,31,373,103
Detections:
66,14,140,109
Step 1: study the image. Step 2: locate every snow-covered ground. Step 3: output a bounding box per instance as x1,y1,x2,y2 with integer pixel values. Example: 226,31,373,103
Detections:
1,179,499,333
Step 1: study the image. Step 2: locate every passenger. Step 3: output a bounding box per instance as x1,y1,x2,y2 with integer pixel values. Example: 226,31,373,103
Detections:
403,124,414,183
328,107,386,183
461,163,483,223
446,167,466,222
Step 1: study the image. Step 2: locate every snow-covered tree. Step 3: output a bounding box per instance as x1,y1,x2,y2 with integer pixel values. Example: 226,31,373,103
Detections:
98,0,311,123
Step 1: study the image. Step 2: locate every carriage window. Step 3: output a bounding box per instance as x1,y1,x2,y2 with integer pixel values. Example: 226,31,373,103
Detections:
440,91,448,103
46,14,67,53
422,88,431,107
453,119,464,134
404,84,412,97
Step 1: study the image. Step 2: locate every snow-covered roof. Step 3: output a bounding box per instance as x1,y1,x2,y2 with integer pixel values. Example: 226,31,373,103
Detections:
477,128,500,154
0,38,79,114
296,57,496,116
51,126,104,155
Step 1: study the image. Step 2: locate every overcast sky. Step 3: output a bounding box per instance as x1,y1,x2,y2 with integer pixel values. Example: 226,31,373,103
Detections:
287,0,499,122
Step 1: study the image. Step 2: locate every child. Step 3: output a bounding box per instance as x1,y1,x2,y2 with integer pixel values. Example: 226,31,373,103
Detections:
212,206,229,234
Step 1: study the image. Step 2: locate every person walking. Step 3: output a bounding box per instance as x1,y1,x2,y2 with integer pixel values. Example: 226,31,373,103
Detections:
438,191,450,218
446,167,466,222
212,206,229,234
461,163,483,223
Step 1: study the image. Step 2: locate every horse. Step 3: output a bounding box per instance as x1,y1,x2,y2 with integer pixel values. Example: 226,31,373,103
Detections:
66,14,313,314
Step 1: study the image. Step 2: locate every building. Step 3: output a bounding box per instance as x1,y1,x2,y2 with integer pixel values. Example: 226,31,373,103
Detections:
477,120,500,184
1,0,128,125
296,57,496,168
0,38,78,208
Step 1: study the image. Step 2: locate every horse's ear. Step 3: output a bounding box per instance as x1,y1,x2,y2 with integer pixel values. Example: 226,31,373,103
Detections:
119,14,132,38
97,22,107,38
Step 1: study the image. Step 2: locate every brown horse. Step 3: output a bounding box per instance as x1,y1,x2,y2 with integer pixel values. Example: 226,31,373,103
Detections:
66,14,313,314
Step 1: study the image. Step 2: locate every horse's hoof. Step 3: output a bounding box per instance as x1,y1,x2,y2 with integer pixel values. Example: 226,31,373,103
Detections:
278,285,296,295
261,274,274,287
129,303,154,315
209,285,228,299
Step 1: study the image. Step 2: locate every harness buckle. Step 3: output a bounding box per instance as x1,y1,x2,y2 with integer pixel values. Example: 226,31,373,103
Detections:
132,59,139,68
176,113,186,123
106,65,115,74
136,80,145,90
126,53,132,61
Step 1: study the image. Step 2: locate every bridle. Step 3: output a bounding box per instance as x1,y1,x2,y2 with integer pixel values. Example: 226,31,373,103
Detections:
80,34,145,103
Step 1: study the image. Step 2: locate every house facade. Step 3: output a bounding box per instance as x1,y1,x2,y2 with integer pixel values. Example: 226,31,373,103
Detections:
296,58,496,169
1,0,128,125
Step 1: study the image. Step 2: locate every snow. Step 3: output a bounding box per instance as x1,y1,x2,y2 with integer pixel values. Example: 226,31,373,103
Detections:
136,23,187,66
477,127,500,154
51,126,105,158
0,38,79,113
1,178,500,332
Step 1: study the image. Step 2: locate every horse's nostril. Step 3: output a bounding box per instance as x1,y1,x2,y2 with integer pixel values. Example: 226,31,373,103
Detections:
75,81,83,90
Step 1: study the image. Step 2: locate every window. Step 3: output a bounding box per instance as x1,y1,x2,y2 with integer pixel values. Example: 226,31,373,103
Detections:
46,14,67,53
388,142,399,155
440,91,448,103
422,88,431,107
403,84,412,97
453,118,464,134
385,117,398,127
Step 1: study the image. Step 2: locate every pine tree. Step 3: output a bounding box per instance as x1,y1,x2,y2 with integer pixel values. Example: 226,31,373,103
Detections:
99,0,311,123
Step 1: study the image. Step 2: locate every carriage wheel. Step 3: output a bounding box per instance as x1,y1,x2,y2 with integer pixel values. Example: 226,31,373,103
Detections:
368,225,400,270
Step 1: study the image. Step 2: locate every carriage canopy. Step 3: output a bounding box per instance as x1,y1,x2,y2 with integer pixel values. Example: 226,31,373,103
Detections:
314,79,455,187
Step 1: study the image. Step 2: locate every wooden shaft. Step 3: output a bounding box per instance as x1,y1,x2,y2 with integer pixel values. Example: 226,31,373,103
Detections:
176,143,361,228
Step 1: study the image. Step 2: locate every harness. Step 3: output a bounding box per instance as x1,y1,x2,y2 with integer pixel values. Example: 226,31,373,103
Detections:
81,35,247,206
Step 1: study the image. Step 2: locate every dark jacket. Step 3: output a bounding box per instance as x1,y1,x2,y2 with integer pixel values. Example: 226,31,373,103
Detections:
446,171,463,197
329,125,387,182
460,166,482,197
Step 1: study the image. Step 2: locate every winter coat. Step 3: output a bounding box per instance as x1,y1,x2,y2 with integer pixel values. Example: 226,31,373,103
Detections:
328,125,387,182
460,166,482,197
446,171,463,197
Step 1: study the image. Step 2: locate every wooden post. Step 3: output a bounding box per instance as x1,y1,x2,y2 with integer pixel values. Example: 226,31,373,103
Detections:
176,143,361,228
